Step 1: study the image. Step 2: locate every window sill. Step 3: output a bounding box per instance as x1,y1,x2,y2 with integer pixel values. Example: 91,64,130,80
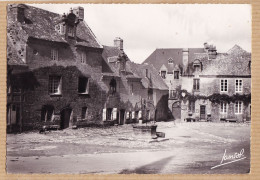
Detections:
78,93,90,97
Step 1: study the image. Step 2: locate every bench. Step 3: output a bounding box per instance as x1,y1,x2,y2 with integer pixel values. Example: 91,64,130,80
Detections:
220,118,237,123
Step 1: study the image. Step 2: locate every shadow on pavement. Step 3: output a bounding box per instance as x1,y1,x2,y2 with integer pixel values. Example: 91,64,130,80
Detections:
119,156,174,174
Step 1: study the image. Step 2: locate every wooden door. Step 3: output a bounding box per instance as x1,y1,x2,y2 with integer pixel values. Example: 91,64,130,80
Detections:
60,108,72,129
172,101,181,120
200,105,206,120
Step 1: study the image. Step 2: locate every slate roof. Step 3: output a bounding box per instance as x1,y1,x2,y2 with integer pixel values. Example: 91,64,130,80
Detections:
129,62,169,90
192,45,251,76
102,45,134,77
102,45,168,90
7,4,102,48
142,48,205,72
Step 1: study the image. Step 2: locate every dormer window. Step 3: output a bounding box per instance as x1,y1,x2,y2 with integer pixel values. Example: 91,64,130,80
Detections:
67,26,74,37
161,71,166,79
168,58,173,64
146,69,149,78
193,59,201,72
174,71,179,79
51,49,58,61
80,51,86,64
78,77,89,94
120,60,126,71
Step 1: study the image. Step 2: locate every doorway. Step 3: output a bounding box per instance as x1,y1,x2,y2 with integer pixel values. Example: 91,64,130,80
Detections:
172,101,181,120
60,108,72,129
200,105,206,120
119,109,125,125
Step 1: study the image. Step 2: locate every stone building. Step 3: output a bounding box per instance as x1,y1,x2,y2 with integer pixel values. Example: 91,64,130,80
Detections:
143,43,251,122
7,4,168,132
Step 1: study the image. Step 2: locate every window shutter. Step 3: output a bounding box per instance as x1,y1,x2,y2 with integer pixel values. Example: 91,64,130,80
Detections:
112,108,117,120
102,109,106,121
138,111,142,119
132,111,135,119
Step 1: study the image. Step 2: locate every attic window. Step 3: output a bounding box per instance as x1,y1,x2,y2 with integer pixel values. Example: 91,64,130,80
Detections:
80,51,87,64
161,71,166,79
168,58,174,64
146,69,148,78
51,49,58,61
174,71,179,79
193,60,201,72
68,26,74,37
78,77,89,94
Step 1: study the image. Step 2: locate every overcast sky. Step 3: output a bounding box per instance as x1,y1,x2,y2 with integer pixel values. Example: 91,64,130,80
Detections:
31,4,251,64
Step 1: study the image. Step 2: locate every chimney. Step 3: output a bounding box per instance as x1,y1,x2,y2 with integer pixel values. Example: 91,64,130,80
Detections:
114,37,123,50
73,6,84,21
204,42,209,52
182,48,189,74
10,4,28,23
208,44,217,59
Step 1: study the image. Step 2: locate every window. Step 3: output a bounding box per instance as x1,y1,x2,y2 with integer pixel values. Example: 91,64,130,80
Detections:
68,26,74,37
51,49,58,61
49,76,62,95
161,71,166,79
55,24,65,35
235,101,243,114
193,79,200,91
81,107,88,119
130,83,134,95
168,58,173,64
80,51,87,64
220,102,227,113
220,79,228,92
78,77,89,94
174,71,179,79
41,105,54,122
188,101,195,113
146,69,148,78
235,79,242,92
170,90,177,99
109,78,117,94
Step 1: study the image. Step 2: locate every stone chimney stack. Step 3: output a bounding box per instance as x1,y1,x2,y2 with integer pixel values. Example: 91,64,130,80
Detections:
10,4,28,23
208,44,217,59
204,42,209,52
73,6,84,21
114,37,123,50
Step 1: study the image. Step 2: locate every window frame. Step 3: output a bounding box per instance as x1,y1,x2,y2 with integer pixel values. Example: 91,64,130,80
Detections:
174,71,179,79
168,58,174,64
193,79,200,91
220,101,227,114
49,76,62,95
67,26,75,37
235,101,243,114
51,48,59,61
235,79,243,93
220,79,228,92
160,71,166,79
78,77,89,94
80,51,87,64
